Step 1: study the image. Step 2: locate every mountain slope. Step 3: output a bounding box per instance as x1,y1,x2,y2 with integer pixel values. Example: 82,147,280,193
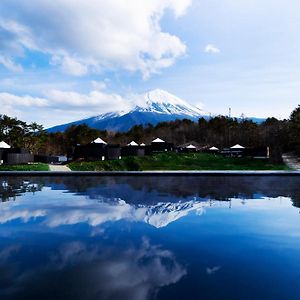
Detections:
48,89,206,132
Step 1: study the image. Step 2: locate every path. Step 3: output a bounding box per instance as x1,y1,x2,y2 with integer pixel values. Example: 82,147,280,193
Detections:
282,153,300,170
48,164,72,172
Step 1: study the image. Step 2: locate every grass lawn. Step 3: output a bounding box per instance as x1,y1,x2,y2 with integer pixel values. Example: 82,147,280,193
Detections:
0,163,49,171
68,153,291,171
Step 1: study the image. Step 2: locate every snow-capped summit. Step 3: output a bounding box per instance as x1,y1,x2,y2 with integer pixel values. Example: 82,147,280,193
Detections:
132,89,203,117
48,89,206,133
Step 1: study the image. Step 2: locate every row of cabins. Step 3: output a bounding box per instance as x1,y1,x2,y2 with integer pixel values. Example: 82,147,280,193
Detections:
73,137,175,161
0,137,270,165
73,138,270,161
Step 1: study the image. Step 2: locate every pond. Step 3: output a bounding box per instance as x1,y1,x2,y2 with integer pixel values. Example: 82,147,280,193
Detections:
0,175,300,300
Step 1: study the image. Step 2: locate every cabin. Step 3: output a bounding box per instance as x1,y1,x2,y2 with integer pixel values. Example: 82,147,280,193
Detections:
221,144,245,157
208,146,220,154
73,137,107,161
178,143,198,153
121,141,145,157
0,141,34,165
149,138,174,153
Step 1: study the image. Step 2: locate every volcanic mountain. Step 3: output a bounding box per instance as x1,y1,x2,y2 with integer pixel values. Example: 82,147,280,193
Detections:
48,89,206,132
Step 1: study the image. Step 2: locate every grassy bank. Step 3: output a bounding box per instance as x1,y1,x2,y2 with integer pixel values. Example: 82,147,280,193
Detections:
68,153,291,171
0,163,49,171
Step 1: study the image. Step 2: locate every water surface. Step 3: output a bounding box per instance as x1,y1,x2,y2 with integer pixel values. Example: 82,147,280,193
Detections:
0,176,300,300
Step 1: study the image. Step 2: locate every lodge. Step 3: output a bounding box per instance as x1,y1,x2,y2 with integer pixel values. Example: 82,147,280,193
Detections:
0,141,34,165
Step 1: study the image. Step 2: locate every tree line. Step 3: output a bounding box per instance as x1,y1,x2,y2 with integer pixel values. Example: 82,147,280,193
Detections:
1,105,300,162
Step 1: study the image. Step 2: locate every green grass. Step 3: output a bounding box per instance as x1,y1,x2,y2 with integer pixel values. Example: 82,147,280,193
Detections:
68,153,291,171
0,163,49,171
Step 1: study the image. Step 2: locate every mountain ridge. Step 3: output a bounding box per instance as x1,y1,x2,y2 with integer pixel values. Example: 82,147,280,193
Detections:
48,89,265,133
48,89,206,132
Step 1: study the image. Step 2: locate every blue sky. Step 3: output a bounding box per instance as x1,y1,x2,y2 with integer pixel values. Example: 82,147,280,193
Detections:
0,0,300,127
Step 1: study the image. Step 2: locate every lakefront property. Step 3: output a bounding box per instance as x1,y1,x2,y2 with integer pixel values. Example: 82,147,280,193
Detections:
1,1,300,300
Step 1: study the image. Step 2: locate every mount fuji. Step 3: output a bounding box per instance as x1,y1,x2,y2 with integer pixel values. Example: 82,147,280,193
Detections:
48,89,207,132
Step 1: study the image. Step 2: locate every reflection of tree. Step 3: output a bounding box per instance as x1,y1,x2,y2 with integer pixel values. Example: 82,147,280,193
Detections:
44,176,300,208
1,175,300,208
0,178,44,202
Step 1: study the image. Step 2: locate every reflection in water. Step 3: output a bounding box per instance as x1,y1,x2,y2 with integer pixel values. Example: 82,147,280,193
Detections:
0,238,186,300
0,175,300,300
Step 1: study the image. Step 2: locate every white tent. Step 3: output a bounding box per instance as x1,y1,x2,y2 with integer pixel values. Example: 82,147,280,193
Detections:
186,144,196,149
152,138,165,143
128,141,138,146
230,144,245,149
209,146,219,151
0,141,11,149
93,137,107,144
140,143,146,146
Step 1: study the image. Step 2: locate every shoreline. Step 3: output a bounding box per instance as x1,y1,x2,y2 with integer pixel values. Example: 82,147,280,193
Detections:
0,170,300,176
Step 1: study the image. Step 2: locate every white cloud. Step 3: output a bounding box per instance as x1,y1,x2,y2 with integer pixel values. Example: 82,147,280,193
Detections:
204,44,221,54
0,55,23,72
0,0,192,78
0,88,134,126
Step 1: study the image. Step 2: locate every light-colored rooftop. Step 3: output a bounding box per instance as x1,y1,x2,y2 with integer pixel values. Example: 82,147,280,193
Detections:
186,144,196,149
93,137,107,144
128,141,138,146
152,138,165,143
230,144,245,149
0,141,11,149
209,146,219,151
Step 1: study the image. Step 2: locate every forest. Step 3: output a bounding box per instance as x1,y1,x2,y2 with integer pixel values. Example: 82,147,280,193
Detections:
1,105,300,163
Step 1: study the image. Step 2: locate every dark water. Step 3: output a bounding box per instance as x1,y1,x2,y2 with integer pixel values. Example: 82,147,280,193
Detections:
1,176,300,300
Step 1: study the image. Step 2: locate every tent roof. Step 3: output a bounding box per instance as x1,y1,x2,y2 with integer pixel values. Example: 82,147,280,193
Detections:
152,138,165,143
93,137,107,144
209,146,219,151
186,144,196,149
128,141,138,146
230,144,245,149
0,141,11,149
140,143,146,146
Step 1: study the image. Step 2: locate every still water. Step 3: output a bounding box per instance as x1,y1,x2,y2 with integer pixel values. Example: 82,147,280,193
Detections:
0,175,300,300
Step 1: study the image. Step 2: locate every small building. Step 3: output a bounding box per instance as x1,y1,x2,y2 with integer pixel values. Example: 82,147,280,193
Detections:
185,144,197,153
209,146,220,154
150,138,174,153
121,141,145,157
3,147,34,165
73,137,107,161
230,144,245,157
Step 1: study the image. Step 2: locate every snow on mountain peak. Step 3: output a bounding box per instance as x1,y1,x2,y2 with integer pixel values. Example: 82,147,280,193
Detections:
130,89,203,117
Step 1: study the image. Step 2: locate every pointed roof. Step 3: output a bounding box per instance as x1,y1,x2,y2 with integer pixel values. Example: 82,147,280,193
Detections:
93,137,107,144
128,141,138,146
0,141,11,149
209,146,219,151
152,138,165,143
186,144,196,149
140,143,146,146
230,144,245,149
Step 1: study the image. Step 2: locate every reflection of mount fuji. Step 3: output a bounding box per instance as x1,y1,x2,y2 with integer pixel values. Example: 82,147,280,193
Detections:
1,175,300,229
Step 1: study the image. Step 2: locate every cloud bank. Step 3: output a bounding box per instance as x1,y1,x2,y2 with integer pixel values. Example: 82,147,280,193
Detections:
0,0,192,78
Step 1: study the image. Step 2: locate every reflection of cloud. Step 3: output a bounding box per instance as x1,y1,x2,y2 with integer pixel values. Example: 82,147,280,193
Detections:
0,245,20,262
0,196,211,229
0,239,186,300
206,266,221,275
